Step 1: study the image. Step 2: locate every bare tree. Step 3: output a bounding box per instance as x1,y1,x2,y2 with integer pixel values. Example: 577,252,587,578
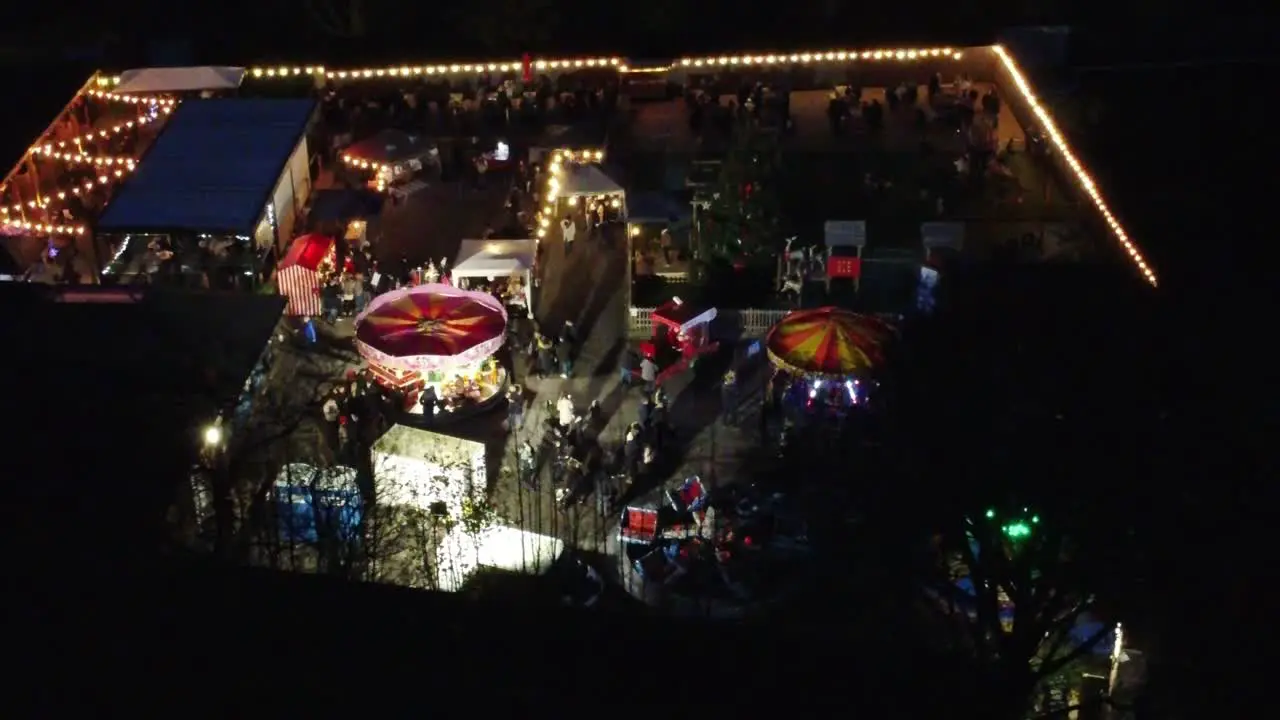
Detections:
303,0,366,38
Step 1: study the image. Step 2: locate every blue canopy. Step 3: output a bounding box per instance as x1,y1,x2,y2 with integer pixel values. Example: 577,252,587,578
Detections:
97,98,316,236
627,192,689,224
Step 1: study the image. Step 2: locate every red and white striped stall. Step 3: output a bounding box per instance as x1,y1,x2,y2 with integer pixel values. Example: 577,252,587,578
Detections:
276,233,336,316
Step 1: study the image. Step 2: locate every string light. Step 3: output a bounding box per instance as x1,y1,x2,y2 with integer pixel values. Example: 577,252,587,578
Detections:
30,104,174,155
677,47,963,67
0,170,132,236
246,58,623,81
533,148,604,240
0,218,85,235
991,46,1156,287
86,89,177,107
29,148,138,169
93,75,122,88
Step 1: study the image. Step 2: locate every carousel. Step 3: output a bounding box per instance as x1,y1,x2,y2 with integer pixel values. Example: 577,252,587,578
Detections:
355,284,509,420
764,307,896,415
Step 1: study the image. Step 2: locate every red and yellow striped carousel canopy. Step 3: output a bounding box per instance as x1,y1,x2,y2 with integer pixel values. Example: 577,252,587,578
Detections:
765,307,895,378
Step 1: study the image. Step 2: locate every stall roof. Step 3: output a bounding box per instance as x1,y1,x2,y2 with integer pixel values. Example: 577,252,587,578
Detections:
307,188,384,223
344,129,437,165
280,233,335,272
97,98,316,236
562,165,623,197
372,424,485,461
453,239,535,278
114,66,246,94
3,285,284,570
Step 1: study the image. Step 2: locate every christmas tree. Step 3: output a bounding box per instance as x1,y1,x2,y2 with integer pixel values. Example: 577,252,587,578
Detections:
699,128,784,262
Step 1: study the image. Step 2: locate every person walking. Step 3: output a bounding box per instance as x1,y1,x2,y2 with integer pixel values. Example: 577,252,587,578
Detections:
561,216,576,255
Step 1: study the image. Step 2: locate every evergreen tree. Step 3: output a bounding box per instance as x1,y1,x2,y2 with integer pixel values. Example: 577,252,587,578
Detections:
699,128,784,262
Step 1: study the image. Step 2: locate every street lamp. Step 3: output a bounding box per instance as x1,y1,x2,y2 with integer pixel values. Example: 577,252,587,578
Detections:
203,424,222,447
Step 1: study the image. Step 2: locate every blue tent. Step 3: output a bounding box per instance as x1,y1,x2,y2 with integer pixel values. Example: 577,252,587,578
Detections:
97,98,317,235
274,464,363,544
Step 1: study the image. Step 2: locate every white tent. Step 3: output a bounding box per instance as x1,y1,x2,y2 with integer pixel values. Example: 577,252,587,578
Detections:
561,165,624,197
452,239,536,313
435,524,564,592
370,425,485,518
114,66,246,94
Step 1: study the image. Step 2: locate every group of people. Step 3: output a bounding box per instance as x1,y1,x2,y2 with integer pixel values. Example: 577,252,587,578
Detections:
319,370,386,462
526,320,578,379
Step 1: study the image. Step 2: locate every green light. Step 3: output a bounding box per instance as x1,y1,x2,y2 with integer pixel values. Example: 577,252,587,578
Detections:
1031,515,1040,524
985,509,996,519
1004,522,1032,538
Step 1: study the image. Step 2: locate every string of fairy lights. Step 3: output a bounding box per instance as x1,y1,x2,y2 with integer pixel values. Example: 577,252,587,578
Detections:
5,47,1156,286
1,91,176,236
534,149,605,240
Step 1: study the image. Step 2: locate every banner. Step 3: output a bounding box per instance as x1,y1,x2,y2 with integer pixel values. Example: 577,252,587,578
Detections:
828,256,861,279
522,53,533,84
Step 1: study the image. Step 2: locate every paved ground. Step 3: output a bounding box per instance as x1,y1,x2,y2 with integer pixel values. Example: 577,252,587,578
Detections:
487,215,772,560
366,166,513,270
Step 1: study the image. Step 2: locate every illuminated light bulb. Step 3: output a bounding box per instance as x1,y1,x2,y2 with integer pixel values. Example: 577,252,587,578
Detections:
992,45,1154,286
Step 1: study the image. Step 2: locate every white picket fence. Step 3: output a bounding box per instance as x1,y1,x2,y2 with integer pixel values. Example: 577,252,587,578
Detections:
628,306,789,339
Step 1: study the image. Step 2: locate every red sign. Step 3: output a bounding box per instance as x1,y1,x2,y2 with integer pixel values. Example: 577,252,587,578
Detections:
521,53,533,83
828,256,861,279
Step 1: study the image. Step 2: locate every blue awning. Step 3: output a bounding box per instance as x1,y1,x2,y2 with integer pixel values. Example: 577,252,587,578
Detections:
97,98,316,236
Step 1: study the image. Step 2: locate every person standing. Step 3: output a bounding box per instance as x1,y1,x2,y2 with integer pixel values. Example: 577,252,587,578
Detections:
506,384,524,431
620,348,636,387
561,216,576,254
640,355,658,395
322,392,341,453
301,315,318,346
556,337,573,378
721,370,739,425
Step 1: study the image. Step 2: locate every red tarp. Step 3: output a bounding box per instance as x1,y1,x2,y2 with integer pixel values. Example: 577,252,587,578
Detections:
280,233,335,272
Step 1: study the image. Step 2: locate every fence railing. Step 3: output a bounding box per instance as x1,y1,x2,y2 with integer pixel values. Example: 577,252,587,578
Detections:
628,306,790,339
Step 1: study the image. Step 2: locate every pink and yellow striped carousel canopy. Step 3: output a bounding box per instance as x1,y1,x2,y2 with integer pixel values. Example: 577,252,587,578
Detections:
355,284,507,373
765,307,894,378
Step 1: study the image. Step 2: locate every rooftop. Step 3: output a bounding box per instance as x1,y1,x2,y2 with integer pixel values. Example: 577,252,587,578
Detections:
2,44,1153,284
3,285,284,570
96,98,316,235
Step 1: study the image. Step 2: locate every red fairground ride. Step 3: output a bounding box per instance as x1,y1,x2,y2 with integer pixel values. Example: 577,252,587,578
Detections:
638,298,719,385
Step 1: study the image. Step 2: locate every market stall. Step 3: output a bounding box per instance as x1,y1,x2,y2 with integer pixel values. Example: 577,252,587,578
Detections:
638,298,718,385
275,233,336,316
355,284,508,419
341,129,440,192
436,524,564,592
451,238,536,314
557,164,627,218
371,424,485,518
764,307,896,414
306,188,384,247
